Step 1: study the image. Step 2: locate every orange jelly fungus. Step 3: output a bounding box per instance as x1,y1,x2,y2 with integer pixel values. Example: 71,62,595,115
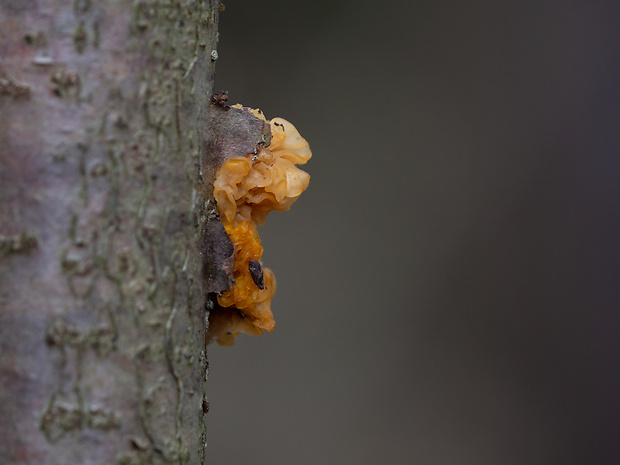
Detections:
210,107,311,345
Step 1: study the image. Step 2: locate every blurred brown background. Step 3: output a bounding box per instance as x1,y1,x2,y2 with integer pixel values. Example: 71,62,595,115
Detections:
206,1,620,463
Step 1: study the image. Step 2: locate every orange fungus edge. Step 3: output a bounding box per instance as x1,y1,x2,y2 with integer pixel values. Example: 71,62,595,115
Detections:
207,107,311,346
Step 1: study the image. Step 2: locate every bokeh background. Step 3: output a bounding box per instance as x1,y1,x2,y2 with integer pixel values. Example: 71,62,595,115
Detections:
206,1,620,464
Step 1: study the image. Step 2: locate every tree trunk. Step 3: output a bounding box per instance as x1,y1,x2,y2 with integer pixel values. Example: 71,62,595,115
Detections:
0,1,220,463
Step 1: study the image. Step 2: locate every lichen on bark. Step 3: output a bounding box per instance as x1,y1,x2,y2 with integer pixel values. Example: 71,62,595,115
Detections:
0,1,220,464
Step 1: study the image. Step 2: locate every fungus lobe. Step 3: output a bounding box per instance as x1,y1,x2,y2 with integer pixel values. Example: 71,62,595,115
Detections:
206,106,311,345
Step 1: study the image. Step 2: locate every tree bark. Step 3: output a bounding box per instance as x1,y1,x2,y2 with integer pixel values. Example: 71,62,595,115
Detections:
0,1,220,463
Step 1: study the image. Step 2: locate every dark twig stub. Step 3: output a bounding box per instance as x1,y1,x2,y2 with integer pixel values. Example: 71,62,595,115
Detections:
248,259,264,290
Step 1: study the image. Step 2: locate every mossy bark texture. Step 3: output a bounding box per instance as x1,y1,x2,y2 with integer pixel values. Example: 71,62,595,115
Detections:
0,1,220,463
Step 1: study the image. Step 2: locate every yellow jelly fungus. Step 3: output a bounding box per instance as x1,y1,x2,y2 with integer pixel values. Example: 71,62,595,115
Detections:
208,107,311,345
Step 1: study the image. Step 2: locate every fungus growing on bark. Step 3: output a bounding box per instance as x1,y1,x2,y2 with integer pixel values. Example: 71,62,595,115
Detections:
206,106,311,345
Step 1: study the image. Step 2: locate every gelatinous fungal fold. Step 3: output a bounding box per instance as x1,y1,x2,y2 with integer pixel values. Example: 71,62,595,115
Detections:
206,106,311,345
